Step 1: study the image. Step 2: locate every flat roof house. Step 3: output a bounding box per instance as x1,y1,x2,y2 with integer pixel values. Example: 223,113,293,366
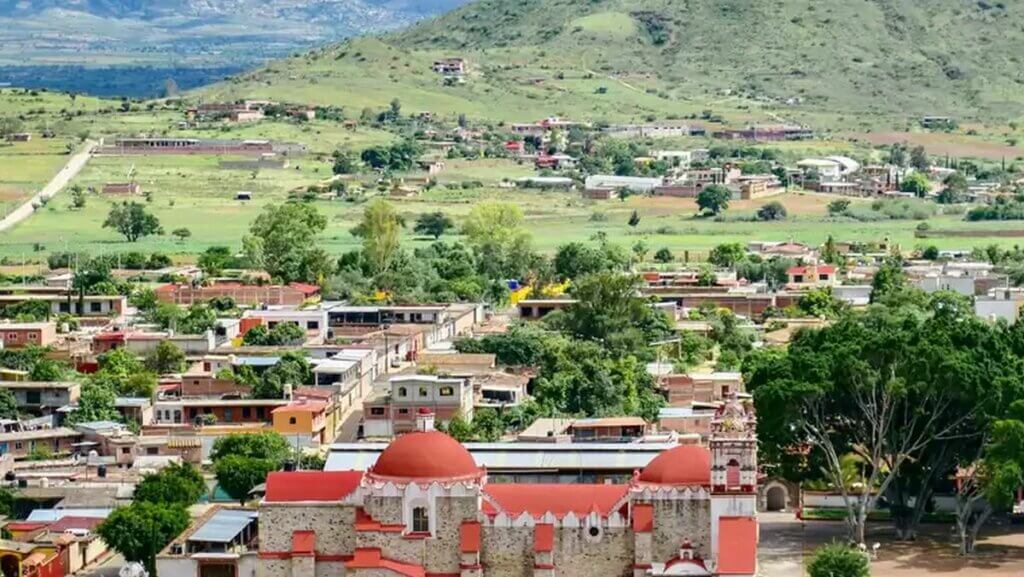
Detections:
0,322,57,349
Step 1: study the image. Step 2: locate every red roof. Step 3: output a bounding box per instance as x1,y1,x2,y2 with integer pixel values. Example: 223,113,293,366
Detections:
5,522,47,532
534,523,554,552
370,431,481,482
288,282,321,296
632,504,653,533
264,471,363,502
483,484,628,519
717,517,758,575
48,516,103,533
293,387,334,400
346,548,424,577
787,265,836,276
459,522,481,553
272,401,328,414
637,445,711,486
93,331,126,342
291,531,315,555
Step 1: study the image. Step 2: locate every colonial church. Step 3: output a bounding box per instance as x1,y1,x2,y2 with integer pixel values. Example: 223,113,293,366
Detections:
258,396,758,577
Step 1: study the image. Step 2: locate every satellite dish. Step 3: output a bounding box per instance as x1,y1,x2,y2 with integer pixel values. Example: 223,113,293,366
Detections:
119,562,148,577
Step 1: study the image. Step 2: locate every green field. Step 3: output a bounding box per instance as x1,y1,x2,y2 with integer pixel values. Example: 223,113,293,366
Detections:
0,137,75,216
2,146,1021,262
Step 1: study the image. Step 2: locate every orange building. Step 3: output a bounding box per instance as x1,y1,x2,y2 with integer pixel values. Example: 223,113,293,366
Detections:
272,401,330,446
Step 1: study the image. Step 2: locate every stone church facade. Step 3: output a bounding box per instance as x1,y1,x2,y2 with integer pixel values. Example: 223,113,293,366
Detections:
258,398,758,577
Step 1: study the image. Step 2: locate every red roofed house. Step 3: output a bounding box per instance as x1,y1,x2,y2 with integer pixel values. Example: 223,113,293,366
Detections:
155,281,320,307
786,264,837,288
258,397,759,577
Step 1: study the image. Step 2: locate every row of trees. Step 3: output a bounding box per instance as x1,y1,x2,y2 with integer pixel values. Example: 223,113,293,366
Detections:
747,276,1024,552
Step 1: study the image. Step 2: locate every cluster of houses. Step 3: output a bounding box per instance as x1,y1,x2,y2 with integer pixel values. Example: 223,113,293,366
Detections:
183,100,316,125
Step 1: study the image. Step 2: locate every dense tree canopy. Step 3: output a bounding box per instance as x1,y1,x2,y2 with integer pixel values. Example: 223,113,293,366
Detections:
244,203,331,283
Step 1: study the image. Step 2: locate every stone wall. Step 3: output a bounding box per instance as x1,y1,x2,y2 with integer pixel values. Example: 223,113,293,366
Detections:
480,524,634,577
651,500,710,563
363,495,403,525
259,504,356,554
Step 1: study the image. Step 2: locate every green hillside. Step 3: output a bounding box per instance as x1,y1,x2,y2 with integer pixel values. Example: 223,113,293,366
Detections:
205,0,1024,127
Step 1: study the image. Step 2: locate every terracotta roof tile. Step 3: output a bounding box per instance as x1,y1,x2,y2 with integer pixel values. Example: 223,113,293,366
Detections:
483,484,628,519
264,471,362,503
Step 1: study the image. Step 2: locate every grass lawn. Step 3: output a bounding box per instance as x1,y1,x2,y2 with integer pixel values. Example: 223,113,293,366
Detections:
0,137,75,216
3,150,1019,263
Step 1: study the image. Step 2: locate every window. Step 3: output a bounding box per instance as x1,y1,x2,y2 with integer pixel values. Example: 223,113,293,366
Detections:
14,443,22,450
256,407,266,419
397,387,408,398
121,447,131,455
412,507,429,533
439,387,454,397
27,333,37,341
224,408,233,422
146,447,159,455
90,302,102,313
819,274,830,281
307,321,319,330
370,407,386,416
5,333,16,341
721,385,730,396
26,391,41,405
726,459,741,487
242,407,251,419
398,408,409,415
418,387,429,397
289,417,297,425
59,302,70,313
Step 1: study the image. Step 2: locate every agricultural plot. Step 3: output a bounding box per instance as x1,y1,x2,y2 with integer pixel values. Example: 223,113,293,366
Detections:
0,137,75,217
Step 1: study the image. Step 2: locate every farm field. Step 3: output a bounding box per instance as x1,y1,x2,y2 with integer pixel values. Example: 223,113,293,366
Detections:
0,137,75,217
2,149,1022,261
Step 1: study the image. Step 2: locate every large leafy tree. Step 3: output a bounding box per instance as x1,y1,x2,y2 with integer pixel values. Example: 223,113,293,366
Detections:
696,185,732,215
745,292,1021,545
98,503,190,576
210,431,290,463
103,202,162,242
244,203,331,284
414,212,454,240
66,382,121,426
144,340,186,375
357,199,403,279
134,462,207,506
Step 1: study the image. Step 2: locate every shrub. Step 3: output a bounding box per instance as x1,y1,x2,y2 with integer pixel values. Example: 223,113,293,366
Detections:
807,543,870,577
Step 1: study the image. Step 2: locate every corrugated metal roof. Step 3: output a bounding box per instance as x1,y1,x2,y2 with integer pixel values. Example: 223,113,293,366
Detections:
325,443,675,473
188,509,257,544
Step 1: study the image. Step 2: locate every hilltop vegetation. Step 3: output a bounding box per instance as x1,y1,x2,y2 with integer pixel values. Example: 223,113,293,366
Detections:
211,0,1024,127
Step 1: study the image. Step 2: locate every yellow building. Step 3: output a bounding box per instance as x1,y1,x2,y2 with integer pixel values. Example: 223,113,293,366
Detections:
272,401,329,446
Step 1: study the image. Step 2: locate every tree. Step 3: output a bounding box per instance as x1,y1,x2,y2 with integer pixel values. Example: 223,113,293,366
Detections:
910,145,930,171
414,211,454,240
628,210,641,228
938,172,968,204
654,247,673,263
746,300,1005,545
798,288,846,319
696,185,731,215
553,242,626,281
389,98,402,118
144,341,186,375
171,227,192,242
757,201,787,221
215,455,277,504
210,431,291,463
708,243,746,268
0,388,18,420
548,272,672,355
900,172,930,197
828,198,851,216
198,246,233,277
0,116,24,138
70,185,87,210
97,502,190,576
358,199,403,278
332,150,359,175
103,202,162,242
807,543,869,577
66,383,120,425
243,322,305,346
134,462,206,506
870,259,906,303
631,240,649,263
922,245,940,260
244,203,330,284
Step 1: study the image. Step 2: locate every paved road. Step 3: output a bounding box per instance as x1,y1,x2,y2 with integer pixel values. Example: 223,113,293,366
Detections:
0,140,96,233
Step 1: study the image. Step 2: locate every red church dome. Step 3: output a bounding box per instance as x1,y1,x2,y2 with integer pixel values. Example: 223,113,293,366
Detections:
637,445,711,486
369,431,482,482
